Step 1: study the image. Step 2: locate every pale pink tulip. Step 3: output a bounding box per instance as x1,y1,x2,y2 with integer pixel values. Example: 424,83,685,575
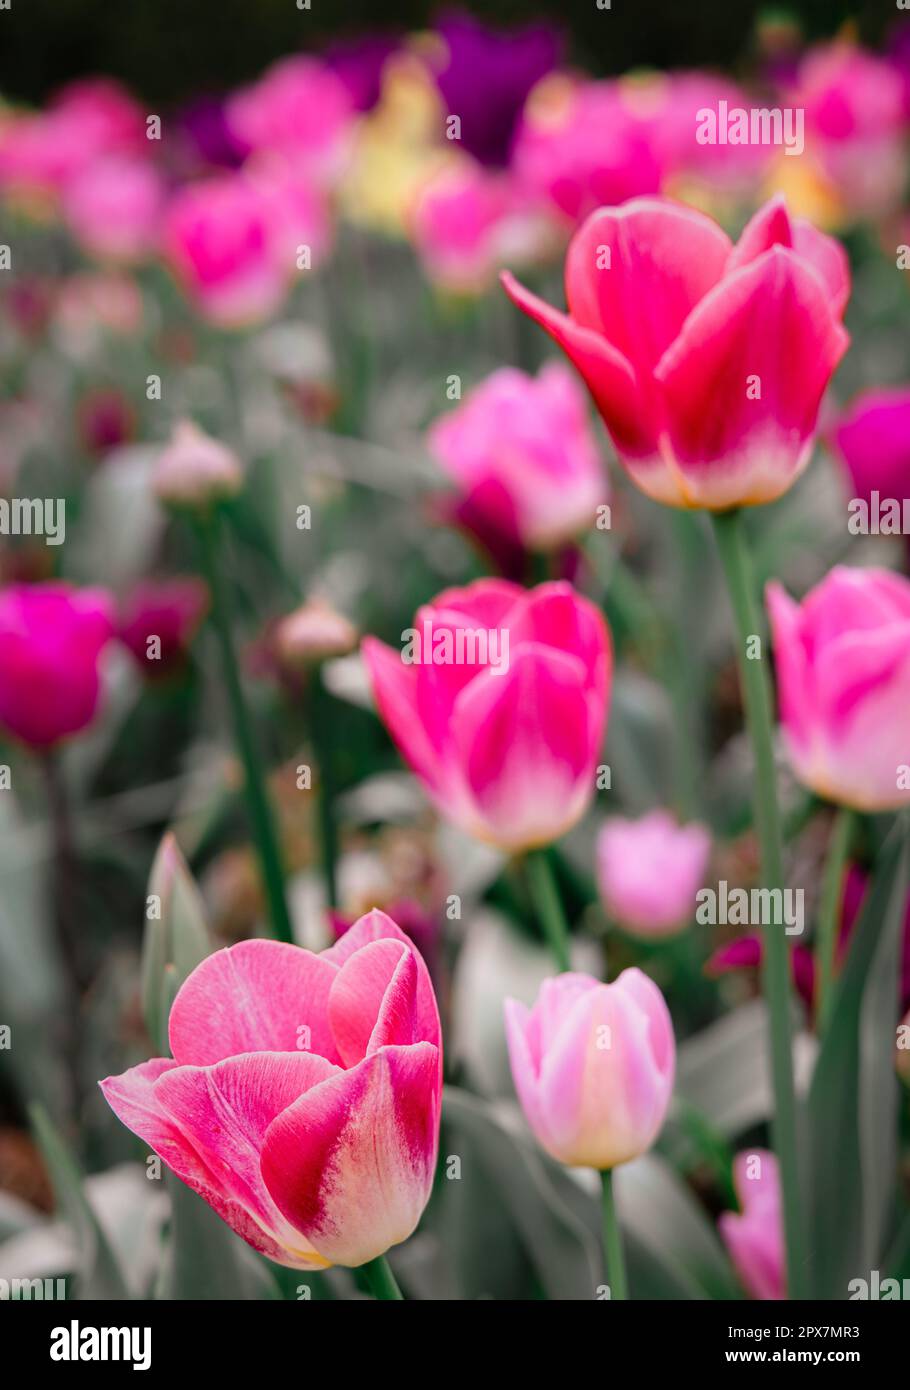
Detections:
596,811,711,937
503,193,850,510
719,1150,785,1300
63,156,164,263
362,579,611,852
101,910,442,1270
428,363,606,550
767,566,910,811
504,968,675,1168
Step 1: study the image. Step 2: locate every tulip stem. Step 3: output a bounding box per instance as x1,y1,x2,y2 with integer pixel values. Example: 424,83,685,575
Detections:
361,1255,404,1301
815,807,853,1034
600,1170,628,1300
711,508,806,1301
196,512,295,944
526,850,571,972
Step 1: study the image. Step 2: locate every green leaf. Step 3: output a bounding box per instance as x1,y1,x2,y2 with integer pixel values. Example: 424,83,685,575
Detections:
155,1174,282,1301
440,1087,601,1300
807,821,910,1297
29,1101,131,1300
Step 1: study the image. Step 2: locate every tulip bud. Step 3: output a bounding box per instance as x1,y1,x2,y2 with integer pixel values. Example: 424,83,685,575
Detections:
153,421,243,512
596,810,711,938
504,968,675,1170
718,1149,785,1300
274,597,358,671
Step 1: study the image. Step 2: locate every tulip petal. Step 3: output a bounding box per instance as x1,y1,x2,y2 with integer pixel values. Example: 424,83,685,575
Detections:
325,909,441,1058
328,938,416,1065
168,939,341,1067
564,200,731,371
727,194,850,318
509,581,611,702
100,1057,321,1268
451,642,599,850
655,246,849,508
261,1042,440,1267
361,636,445,794
500,270,655,457
155,1051,339,1258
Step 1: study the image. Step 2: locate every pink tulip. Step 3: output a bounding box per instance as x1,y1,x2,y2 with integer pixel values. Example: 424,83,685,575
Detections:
511,76,665,225
101,909,442,1270
428,363,606,551
410,159,555,295
596,811,711,938
718,1150,785,1300
0,79,145,204
787,41,908,219
118,578,209,677
0,583,115,749
226,56,355,185
767,566,910,812
504,968,675,1169
362,579,611,852
833,387,910,514
502,194,850,510
63,156,164,263
163,170,322,328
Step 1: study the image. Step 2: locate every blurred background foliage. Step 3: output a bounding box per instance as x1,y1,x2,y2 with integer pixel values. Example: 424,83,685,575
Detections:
0,0,892,106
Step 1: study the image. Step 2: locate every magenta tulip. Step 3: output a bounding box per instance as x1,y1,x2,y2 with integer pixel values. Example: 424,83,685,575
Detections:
718,1150,785,1300
362,579,611,852
502,194,849,510
504,968,675,1169
118,578,209,677
833,387,910,518
428,363,606,551
596,810,711,938
767,566,910,811
226,56,355,185
101,910,442,1270
0,583,115,750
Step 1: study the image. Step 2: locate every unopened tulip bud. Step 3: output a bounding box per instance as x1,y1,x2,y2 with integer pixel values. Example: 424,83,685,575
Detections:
274,597,358,670
153,421,243,511
596,810,711,938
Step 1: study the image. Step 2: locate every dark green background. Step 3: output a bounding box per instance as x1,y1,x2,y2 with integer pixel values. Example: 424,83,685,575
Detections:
0,0,895,105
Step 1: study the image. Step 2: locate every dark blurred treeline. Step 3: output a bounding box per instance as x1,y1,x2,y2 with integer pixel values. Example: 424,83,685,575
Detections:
0,0,893,105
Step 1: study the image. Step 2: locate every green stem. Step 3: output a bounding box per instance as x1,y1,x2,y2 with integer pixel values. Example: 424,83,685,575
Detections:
815,807,853,1033
711,509,806,1301
360,1254,404,1300
600,1169,628,1300
311,672,339,911
197,512,295,943
526,849,571,971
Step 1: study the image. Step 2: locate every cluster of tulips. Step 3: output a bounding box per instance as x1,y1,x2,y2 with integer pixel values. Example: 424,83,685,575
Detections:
2,10,910,1304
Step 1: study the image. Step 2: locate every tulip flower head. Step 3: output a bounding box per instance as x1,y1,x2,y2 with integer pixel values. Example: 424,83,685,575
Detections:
0,583,115,750
118,578,209,677
153,421,243,512
596,810,711,938
833,387,910,528
505,968,675,1169
363,579,611,852
767,566,910,812
718,1150,785,1300
502,194,849,510
101,910,442,1270
428,363,606,552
